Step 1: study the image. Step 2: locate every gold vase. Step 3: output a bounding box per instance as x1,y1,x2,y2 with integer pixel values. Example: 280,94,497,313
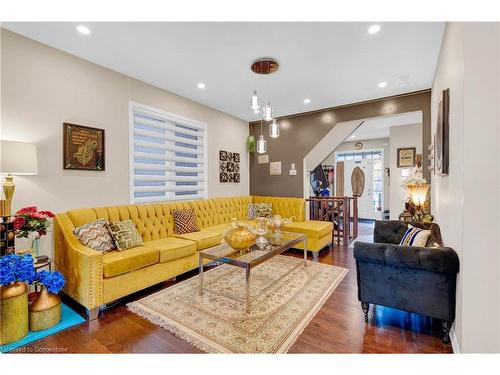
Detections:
0,282,29,345
224,222,257,251
29,286,61,331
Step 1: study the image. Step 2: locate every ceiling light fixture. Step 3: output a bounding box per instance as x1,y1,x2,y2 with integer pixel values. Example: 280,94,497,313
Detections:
368,24,381,35
197,82,206,89
269,119,280,138
378,81,387,88
263,101,273,121
304,98,311,104
250,58,279,138
251,90,260,111
76,25,91,35
351,135,356,139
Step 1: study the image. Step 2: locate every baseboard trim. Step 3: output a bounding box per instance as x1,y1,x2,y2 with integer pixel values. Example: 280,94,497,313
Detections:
450,326,461,353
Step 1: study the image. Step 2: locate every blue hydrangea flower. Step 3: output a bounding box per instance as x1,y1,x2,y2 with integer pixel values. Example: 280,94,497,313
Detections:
37,270,66,294
0,254,20,285
16,254,37,283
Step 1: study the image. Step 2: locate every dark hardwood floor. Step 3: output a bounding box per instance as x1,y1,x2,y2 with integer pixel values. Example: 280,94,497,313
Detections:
14,223,453,354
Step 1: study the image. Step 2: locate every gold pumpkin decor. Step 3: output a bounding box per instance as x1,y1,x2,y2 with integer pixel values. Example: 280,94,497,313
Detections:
0,281,29,345
29,285,62,331
224,222,257,251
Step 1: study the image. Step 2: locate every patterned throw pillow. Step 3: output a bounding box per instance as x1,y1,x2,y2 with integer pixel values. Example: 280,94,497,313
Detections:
172,208,200,234
399,224,431,247
247,203,257,219
254,203,272,218
107,220,144,251
73,219,115,253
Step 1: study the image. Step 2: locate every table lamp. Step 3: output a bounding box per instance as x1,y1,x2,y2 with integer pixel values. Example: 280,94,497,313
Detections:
0,140,38,216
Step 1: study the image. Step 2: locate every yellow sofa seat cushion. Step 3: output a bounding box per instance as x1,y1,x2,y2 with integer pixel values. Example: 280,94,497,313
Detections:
175,230,222,250
283,220,333,239
102,246,159,278
204,223,232,236
145,238,197,263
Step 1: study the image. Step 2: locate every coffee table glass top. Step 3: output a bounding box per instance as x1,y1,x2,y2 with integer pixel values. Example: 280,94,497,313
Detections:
199,231,306,266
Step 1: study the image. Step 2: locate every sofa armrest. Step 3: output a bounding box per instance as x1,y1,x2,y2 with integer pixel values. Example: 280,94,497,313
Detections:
353,241,459,274
54,214,103,310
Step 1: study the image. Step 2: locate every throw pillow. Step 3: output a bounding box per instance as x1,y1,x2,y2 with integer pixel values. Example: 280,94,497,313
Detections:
172,208,200,234
73,219,115,253
399,224,432,247
254,203,272,218
107,219,144,251
247,203,256,219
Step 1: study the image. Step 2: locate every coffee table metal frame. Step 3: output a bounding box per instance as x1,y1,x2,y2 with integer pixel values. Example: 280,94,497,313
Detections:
198,232,307,313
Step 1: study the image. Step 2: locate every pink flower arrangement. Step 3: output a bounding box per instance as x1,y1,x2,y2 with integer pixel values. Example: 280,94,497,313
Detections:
14,206,55,239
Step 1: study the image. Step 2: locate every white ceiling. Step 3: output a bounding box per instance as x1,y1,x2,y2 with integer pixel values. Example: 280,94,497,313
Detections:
3,22,444,122
348,111,422,141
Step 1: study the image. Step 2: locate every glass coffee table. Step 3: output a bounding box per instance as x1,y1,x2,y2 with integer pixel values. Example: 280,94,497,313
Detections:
198,231,307,312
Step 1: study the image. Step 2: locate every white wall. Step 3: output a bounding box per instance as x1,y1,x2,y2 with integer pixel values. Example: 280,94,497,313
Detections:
0,29,249,255
322,138,390,211
389,123,422,219
432,22,500,353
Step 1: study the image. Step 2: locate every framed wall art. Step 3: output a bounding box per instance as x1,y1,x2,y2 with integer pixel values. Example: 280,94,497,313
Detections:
435,88,450,175
397,147,416,168
63,123,105,171
219,150,240,183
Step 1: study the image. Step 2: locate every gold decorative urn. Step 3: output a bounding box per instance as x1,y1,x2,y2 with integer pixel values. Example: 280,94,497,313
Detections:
0,281,29,345
29,286,62,331
224,222,257,251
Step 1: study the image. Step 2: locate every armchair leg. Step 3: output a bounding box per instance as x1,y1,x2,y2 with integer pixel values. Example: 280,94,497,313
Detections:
442,321,451,344
86,307,100,321
361,302,370,322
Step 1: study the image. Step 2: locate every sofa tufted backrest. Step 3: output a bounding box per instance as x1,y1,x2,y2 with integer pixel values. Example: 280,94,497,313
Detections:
252,196,305,222
62,195,305,243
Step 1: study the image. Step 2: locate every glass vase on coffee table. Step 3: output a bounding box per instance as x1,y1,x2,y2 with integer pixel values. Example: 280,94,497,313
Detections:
268,215,294,239
252,217,268,249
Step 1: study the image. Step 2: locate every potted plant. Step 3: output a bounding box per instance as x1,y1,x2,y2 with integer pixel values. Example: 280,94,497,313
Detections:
0,253,36,345
13,206,54,262
29,270,66,331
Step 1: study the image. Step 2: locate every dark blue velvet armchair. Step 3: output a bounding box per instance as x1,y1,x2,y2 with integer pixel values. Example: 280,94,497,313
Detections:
354,220,459,344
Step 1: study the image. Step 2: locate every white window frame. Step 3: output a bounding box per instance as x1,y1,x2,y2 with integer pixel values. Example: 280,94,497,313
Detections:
129,101,208,204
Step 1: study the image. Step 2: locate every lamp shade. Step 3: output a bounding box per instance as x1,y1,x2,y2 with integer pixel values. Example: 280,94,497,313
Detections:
407,183,430,208
0,140,38,175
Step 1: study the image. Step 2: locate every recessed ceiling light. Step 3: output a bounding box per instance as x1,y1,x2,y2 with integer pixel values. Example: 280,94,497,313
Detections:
368,24,381,35
303,98,311,104
197,82,206,89
378,81,387,88
76,25,91,35
351,135,356,139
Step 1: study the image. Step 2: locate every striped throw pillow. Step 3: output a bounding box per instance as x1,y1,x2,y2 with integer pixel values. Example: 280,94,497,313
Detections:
399,224,431,247
172,208,200,234
73,219,115,253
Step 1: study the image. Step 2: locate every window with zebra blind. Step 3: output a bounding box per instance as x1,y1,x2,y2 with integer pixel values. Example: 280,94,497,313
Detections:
129,102,208,204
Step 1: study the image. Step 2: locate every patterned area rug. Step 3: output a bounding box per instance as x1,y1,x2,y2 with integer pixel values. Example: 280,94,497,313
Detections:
128,255,348,353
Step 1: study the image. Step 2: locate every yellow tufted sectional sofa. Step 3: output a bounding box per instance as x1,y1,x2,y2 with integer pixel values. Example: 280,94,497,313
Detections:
54,196,333,318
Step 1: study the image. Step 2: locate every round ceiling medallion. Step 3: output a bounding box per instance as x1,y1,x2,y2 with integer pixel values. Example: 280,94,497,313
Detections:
251,58,279,74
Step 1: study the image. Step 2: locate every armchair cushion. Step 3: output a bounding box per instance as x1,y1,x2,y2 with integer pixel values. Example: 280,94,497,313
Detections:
354,241,459,275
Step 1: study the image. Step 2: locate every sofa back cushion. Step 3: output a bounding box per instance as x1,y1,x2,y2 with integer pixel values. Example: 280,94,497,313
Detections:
374,220,443,247
252,196,305,222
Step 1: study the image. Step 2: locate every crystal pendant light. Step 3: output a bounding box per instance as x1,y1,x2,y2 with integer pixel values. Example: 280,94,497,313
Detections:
251,90,260,111
263,101,273,121
257,135,267,154
269,118,280,138
257,118,267,154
